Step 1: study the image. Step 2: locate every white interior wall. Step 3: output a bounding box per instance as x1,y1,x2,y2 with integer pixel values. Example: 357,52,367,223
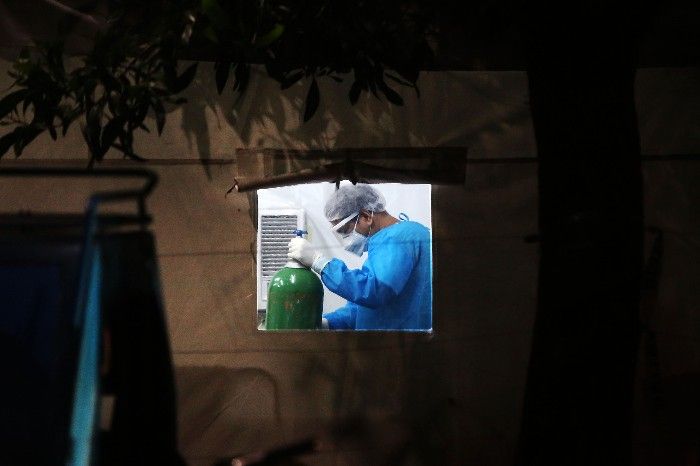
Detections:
257,182,432,314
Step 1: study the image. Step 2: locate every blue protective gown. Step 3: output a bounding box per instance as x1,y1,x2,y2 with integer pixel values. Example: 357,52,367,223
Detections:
321,220,432,331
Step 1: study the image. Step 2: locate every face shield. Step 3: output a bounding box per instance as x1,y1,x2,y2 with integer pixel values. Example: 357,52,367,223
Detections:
330,212,359,245
330,211,374,256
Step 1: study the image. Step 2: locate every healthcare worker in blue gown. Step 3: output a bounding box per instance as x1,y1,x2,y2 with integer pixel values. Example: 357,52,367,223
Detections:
288,184,432,331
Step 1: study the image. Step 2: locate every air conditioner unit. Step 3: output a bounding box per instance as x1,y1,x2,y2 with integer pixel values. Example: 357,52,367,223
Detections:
256,209,306,314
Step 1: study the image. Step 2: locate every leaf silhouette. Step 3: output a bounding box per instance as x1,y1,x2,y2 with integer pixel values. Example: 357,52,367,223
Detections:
303,77,320,122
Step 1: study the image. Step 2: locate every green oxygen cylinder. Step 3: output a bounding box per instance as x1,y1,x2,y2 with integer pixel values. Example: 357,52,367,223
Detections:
265,230,324,330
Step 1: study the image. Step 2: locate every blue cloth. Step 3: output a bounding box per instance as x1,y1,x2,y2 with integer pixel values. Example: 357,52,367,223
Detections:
321,220,432,330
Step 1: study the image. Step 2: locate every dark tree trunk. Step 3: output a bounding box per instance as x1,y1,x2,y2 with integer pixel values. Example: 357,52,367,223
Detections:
517,6,644,466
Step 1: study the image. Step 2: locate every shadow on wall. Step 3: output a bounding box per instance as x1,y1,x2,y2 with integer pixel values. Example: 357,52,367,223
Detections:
288,333,512,466
174,339,472,466
176,366,282,460
176,66,535,178
635,371,700,466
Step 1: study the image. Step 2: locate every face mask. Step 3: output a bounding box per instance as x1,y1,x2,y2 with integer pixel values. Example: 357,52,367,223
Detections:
341,213,372,256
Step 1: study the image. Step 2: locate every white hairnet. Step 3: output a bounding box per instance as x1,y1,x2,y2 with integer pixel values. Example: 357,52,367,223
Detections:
324,184,387,221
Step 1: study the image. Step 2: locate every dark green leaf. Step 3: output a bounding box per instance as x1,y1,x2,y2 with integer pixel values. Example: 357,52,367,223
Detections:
32,99,57,129
101,118,122,156
202,25,219,44
0,89,29,120
101,73,121,94
201,0,229,31
0,129,20,158
107,94,116,115
303,78,320,122
134,100,150,128
379,80,404,106
24,67,52,89
61,111,78,136
387,72,420,97
349,80,362,105
368,79,378,98
280,70,304,90
255,23,285,48
82,126,97,167
386,73,412,87
45,42,65,78
74,78,98,103
163,64,178,91
117,133,131,154
152,99,165,135
22,96,33,115
48,124,57,140
392,66,420,85
233,64,250,93
116,132,145,161
87,106,101,137
85,106,102,158
125,151,145,161
415,41,435,67
12,48,33,76
12,126,42,157
265,60,284,82
170,63,197,94
215,62,231,95
152,87,170,97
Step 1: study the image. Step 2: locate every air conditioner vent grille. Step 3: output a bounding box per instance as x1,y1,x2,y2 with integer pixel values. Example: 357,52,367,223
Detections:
260,215,297,278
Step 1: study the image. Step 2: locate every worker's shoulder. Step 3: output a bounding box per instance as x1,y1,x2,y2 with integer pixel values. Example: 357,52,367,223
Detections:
384,220,430,239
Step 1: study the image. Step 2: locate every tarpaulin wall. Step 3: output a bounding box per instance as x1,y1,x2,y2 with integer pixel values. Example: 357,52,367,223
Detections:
0,38,699,465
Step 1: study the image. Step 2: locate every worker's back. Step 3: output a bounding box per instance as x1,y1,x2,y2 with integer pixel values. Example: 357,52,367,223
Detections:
355,220,432,330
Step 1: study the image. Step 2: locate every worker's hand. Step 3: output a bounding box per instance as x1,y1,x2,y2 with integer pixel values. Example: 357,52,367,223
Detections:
288,237,319,267
288,237,331,274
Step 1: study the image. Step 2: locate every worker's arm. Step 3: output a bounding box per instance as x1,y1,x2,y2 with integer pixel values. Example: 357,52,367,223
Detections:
323,302,358,330
320,238,415,309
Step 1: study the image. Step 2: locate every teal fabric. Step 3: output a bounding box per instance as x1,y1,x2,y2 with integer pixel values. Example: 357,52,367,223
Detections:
69,246,101,466
322,220,432,331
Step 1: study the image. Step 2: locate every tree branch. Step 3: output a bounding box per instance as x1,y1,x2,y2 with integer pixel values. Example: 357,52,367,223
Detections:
41,0,103,29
